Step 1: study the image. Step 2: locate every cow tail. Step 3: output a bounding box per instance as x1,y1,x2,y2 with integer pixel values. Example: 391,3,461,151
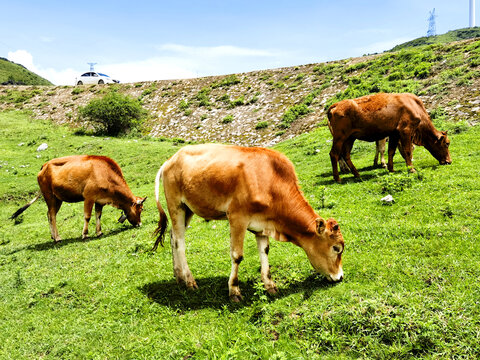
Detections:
10,192,42,220
326,104,336,136
152,164,168,251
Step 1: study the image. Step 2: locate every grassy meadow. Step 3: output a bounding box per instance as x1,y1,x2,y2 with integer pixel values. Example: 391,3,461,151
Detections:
0,110,479,359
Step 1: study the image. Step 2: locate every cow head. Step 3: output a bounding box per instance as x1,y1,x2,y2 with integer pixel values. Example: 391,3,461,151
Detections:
121,197,147,227
426,131,452,165
299,217,344,282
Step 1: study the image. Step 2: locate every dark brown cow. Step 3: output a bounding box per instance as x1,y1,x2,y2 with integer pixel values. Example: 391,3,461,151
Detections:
327,93,451,182
153,144,345,301
10,155,146,242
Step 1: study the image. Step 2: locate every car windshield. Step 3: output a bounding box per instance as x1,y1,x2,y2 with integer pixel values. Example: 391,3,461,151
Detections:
98,73,110,77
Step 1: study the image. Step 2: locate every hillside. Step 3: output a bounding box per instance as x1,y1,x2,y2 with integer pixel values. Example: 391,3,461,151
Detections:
1,37,480,146
0,57,52,86
391,27,480,51
1,111,479,359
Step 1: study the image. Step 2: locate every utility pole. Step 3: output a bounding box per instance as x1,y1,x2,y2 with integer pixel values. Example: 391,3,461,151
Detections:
470,0,476,27
87,62,97,72
427,8,437,37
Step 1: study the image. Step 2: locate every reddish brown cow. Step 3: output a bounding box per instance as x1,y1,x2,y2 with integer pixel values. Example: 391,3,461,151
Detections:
10,155,146,242
153,144,345,301
327,93,451,182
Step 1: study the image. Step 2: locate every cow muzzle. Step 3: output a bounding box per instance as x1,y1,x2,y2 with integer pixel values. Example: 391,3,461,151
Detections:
326,268,344,283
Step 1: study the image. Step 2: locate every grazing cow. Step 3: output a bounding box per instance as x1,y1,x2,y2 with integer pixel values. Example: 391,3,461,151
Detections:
152,144,345,301
10,155,146,242
327,93,451,182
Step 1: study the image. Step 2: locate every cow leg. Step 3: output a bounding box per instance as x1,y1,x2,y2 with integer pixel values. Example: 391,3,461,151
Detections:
256,234,277,295
338,158,350,174
399,134,416,173
82,200,95,239
94,203,104,237
228,217,248,302
342,138,360,178
387,135,399,172
330,140,344,182
375,139,387,168
46,198,62,242
170,205,197,289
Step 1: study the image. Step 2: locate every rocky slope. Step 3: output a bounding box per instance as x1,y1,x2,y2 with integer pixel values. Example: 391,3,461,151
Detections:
1,38,479,146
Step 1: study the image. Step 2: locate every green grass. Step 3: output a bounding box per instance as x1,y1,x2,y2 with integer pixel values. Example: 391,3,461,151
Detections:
0,58,52,85
390,27,480,52
1,111,479,359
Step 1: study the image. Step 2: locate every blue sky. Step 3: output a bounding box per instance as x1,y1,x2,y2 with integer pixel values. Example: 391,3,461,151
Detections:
0,0,474,85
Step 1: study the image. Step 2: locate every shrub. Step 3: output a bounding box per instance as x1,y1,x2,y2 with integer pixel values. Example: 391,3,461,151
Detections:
211,75,241,89
255,121,268,129
78,91,147,136
195,90,211,107
71,87,84,95
230,95,245,108
221,115,234,124
278,104,311,129
179,100,189,110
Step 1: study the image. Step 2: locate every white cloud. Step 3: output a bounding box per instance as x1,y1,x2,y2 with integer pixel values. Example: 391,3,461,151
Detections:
40,36,54,43
159,44,278,58
101,58,198,83
353,37,412,55
8,49,78,85
7,50,36,71
6,44,287,86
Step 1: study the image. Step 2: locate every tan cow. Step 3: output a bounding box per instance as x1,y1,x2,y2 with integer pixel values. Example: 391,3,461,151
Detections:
152,144,345,301
327,93,451,182
10,155,146,242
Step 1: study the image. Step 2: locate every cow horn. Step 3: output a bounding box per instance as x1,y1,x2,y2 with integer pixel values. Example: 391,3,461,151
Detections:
137,197,147,205
118,213,127,223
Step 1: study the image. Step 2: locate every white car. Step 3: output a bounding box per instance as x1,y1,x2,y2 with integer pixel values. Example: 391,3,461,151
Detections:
75,72,119,85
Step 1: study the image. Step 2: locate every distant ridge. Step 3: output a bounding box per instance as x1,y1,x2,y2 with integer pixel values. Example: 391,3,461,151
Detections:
390,27,480,51
1,35,479,147
0,57,52,85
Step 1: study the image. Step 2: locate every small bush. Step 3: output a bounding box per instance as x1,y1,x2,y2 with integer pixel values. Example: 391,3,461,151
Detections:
78,92,147,136
278,104,311,129
221,115,234,124
255,121,268,130
179,100,189,110
230,95,245,108
71,87,84,95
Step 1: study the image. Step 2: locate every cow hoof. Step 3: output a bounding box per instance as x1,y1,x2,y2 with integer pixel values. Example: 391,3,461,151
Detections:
96,232,103,237
82,234,89,240
186,280,198,290
53,238,62,243
267,286,278,295
230,294,243,302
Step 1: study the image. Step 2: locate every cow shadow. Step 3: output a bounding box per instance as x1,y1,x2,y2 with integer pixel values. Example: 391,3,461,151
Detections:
4,227,131,255
316,165,395,185
139,273,336,311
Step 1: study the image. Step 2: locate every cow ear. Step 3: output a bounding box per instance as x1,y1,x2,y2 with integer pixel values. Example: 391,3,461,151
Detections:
315,217,326,235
